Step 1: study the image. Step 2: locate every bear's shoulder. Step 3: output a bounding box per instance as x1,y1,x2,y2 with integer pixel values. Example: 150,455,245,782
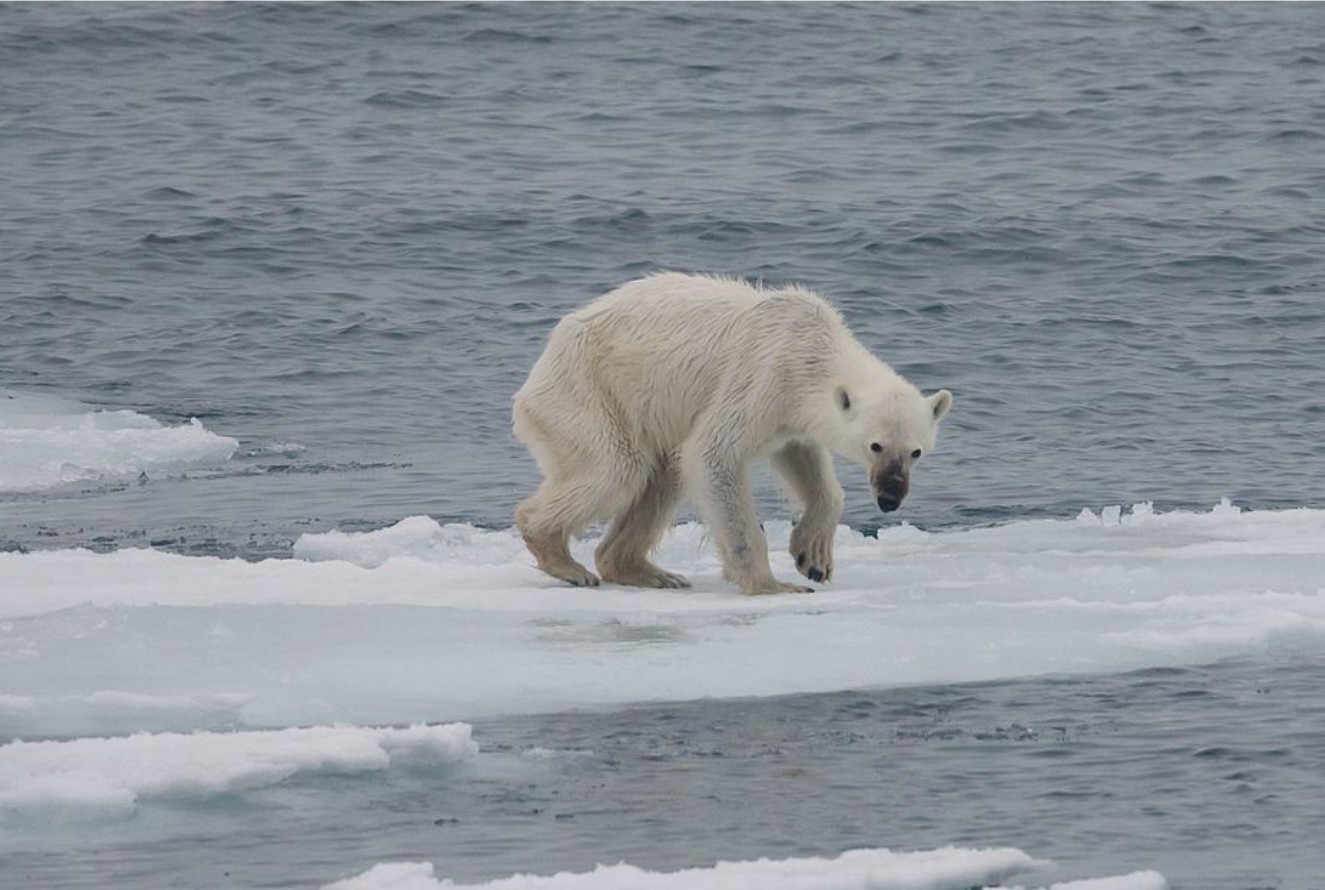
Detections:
745,285,844,336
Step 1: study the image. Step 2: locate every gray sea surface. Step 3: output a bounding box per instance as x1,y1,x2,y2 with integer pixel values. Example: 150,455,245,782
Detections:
5,658,1325,889
2,3,1324,888
2,1,1324,556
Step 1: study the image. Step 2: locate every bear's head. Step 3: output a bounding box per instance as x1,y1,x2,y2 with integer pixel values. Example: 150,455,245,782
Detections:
831,383,952,513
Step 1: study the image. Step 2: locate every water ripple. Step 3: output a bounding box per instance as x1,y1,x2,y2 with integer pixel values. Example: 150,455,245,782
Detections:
1,0,1323,552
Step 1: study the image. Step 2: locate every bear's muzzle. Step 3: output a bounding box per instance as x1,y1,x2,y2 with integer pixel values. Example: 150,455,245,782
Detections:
872,458,908,513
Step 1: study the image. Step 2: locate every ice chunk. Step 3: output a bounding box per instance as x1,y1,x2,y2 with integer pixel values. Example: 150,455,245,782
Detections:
322,847,1050,890
0,723,475,821
1042,871,1169,890
0,389,237,492
324,854,1171,890
294,515,528,569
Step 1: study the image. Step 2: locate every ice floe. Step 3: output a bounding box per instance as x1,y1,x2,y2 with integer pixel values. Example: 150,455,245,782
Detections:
4,502,1324,737
0,722,474,822
0,389,237,492
321,848,1168,890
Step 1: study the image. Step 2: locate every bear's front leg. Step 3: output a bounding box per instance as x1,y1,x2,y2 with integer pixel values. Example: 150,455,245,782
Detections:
789,516,837,584
773,441,844,583
682,431,813,596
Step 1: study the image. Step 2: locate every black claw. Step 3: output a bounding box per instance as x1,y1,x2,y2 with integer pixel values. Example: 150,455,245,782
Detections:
807,567,824,583
795,552,805,568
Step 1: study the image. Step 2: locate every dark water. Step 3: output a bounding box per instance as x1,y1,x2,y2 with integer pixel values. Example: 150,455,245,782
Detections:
3,4,1325,888
6,658,1324,889
2,1,1324,555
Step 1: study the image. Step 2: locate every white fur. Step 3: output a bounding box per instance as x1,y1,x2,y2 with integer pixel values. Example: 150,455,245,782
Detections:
512,272,952,595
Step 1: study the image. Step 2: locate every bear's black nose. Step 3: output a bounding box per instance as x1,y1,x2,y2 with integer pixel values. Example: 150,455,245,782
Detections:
877,495,902,513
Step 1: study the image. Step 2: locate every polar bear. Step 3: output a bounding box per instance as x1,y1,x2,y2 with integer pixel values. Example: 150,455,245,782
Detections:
512,272,952,596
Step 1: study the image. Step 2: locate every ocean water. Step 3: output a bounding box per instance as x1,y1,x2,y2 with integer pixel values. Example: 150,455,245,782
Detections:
2,3,1324,889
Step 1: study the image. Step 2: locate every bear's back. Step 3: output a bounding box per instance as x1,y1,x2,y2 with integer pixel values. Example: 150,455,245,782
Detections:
555,273,841,445
573,272,840,352
576,272,760,328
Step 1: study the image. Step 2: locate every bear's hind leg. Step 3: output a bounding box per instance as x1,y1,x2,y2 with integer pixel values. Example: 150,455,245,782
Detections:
516,475,606,587
595,457,690,589
514,388,626,587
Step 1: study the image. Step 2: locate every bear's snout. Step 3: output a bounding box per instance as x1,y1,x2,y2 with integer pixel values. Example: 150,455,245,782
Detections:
872,459,908,513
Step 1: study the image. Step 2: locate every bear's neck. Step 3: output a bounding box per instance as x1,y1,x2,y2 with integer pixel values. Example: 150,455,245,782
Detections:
835,338,903,391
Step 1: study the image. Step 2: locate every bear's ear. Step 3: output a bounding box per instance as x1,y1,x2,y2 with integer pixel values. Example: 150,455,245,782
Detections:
928,389,953,420
835,386,852,414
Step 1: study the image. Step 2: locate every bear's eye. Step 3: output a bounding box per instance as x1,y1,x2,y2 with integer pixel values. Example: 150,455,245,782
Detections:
911,448,923,459
869,442,883,454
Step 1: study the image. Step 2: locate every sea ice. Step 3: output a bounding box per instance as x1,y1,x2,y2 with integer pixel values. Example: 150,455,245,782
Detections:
322,847,1048,890
321,848,1168,890
2,503,1323,736
0,389,237,492
0,722,475,821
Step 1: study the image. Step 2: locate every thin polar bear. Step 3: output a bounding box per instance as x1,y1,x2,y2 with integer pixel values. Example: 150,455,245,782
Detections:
512,272,953,596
